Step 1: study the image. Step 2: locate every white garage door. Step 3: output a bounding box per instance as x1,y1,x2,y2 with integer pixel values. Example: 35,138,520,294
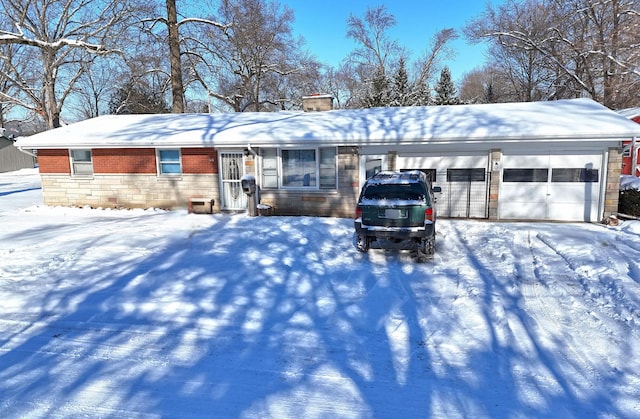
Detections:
499,152,603,222
397,154,490,218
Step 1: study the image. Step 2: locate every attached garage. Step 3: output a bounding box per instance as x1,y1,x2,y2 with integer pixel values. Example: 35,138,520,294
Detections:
397,153,490,218
499,151,604,221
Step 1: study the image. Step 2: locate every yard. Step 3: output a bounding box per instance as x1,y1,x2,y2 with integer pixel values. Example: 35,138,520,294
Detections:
1,169,640,418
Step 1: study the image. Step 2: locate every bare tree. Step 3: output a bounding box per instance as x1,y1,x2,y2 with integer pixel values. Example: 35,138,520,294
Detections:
0,0,147,128
344,5,401,107
466,0,640,108
317,62,361,109
165,0,184,113
141,0,229,113
0,43,30,125
343,6,458,108
459,64,514,103
346,5,401,74
184,0,315,112
413,28,458,90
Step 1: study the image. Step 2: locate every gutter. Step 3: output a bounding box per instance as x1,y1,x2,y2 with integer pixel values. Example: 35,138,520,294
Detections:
13,142,38,158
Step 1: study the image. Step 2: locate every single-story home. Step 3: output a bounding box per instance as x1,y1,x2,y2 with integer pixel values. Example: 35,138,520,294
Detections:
14,97,640,222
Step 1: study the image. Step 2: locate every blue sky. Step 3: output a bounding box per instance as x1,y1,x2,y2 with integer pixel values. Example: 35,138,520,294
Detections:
278,0,503,82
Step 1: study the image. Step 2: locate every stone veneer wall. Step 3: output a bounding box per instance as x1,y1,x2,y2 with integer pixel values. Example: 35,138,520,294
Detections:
40,173,220,211
488,149,502,220
604,147,622,219
258,147,360,218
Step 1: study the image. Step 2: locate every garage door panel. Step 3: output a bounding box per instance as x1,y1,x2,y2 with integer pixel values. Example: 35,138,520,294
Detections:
499,152,603,222
500,203,547,220
500,183,547,203
548,183,600,202
440,155,487,168
397,156,441,170
547,202,599,222
549,154,601,168
503,155,549,168
397,154,489,218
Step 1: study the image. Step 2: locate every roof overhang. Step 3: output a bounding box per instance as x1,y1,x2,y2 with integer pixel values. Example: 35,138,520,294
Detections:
14,98,640,151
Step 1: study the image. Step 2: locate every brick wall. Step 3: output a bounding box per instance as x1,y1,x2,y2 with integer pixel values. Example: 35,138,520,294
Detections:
37,147,220,210
182,148,218,174
37,149,70,173
93,148,156,173
38,148,220,175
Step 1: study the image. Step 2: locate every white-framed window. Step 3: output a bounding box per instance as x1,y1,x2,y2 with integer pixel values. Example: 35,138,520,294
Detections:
157,149,182,175
260,147,337,189
70,149,93,175
261,148,278,188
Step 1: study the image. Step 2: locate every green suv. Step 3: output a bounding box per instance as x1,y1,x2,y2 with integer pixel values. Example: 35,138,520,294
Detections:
354,170,441,261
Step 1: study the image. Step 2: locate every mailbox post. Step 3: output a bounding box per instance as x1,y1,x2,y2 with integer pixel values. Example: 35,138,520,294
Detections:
241,174,258,217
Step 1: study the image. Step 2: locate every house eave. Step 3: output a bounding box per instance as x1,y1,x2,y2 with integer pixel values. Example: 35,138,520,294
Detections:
16,133,632,150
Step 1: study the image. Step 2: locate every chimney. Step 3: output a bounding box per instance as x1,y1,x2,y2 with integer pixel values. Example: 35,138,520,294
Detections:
302,94,334,112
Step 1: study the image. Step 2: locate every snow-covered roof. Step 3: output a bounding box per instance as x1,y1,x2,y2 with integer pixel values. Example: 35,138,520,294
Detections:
618,107,640,120
14,98,640,150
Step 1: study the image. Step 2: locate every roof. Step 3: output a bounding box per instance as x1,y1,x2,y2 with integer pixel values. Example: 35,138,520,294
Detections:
14,98,640,150
618,107,640,118
618,107,640,120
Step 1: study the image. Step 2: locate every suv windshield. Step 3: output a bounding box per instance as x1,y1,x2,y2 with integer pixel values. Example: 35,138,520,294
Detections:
362,183,426,201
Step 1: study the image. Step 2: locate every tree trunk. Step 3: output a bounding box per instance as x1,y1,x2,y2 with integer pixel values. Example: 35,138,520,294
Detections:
42,51,61,128
166,0,185,113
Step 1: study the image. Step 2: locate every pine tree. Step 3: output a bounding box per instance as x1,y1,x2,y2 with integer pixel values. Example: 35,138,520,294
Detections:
363,68,390,108
411,79,431,106
390,57,410,106
434,66,459,105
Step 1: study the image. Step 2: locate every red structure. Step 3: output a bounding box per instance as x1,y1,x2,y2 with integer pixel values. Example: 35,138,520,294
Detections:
620,111,640,176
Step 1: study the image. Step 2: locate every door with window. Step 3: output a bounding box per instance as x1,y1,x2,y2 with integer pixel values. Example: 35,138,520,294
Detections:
359,155,387,190
219,152,246,210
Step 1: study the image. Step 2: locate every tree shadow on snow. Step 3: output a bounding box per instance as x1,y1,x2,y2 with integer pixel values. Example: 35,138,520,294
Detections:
0,215,637,417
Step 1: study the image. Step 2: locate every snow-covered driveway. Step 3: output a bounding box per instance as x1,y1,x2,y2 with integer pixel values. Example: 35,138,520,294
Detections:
1,170,640,418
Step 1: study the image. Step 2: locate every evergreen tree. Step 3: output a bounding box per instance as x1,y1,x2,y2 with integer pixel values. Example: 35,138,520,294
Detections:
363,68,390,108
411,79,432,106
390,57,410,106
434,66,459,105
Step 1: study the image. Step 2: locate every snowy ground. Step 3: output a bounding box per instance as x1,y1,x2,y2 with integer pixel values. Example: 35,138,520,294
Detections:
1,169,640,418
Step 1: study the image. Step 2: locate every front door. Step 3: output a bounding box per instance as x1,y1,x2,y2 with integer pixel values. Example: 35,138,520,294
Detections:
220,152,246,210
359,155,387,190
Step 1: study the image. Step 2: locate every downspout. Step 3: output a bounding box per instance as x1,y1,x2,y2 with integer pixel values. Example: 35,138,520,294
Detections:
14,143,38,158
246,144,260,203
246,143,258,177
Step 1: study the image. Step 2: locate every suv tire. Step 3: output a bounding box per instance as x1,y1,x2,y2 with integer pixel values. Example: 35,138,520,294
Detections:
416,236,435,262
356,234,370,252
